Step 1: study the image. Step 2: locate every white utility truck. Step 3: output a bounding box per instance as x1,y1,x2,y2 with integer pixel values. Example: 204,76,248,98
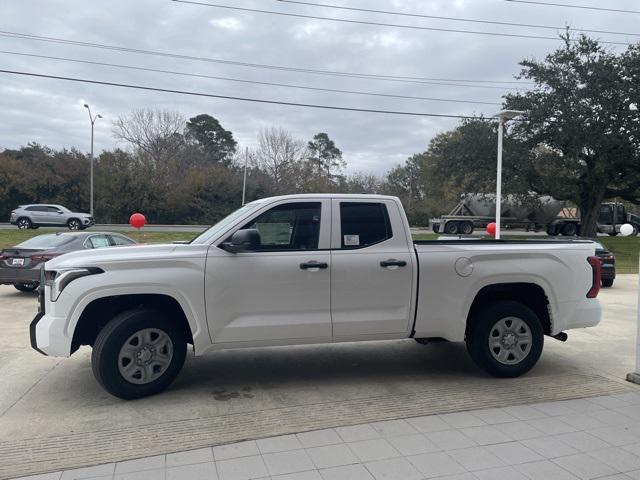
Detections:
30,194,602,399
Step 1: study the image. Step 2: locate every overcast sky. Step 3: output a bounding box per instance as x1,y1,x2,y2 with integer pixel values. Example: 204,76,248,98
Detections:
0,0,637,174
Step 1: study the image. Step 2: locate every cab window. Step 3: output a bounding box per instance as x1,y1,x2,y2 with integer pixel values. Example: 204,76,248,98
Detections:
340,202,392,249
239,202,321,251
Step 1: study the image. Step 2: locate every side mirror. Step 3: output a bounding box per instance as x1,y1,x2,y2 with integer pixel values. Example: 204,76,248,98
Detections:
221,228,261,253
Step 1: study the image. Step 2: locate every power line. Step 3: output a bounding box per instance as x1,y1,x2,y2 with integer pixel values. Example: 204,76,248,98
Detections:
171,0,630,45
0,50,502,105
276,0,640,37
0,30,527,90
0,30,528,90
0,69,489,119
504,0,640,14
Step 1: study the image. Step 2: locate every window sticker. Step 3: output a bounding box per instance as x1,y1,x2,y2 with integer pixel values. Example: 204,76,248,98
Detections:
344,234,360,246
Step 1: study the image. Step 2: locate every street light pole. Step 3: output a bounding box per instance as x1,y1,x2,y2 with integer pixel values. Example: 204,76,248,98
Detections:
495,116,505,240
242,147,249,206
83,104,102,217
493,110,525,240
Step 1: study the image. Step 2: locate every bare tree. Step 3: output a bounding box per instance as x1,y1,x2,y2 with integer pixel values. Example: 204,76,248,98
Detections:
254,127,306,192
112,109,185,163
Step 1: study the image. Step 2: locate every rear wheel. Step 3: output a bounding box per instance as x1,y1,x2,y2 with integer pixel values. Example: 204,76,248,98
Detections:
67,218,81,230
561,223,578,236
16,218,32,229
14,282,39,293
444,221,459,235
602,278,614,288
466,300,544,378
91,308,187,399
460,221,474,235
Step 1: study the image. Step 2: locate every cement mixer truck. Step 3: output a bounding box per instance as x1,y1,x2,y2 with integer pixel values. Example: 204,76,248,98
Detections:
431,194,640,236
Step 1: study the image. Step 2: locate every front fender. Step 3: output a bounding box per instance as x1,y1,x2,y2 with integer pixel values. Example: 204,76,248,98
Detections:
43,266,210,356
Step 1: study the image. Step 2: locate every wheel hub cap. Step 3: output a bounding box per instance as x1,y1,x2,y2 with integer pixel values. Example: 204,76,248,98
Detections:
502,332,518,348
136,346,154,364
488,316,533,365
118,328,173,385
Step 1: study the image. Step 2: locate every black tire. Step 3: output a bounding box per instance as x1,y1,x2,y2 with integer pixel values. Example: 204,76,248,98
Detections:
466,300,544,378
67,218,81,230
432,223,440,234
16,217,32,229
602,278,614,288
561,223,578,236
460,222,474,235
444,221,459,235
14,282,39,293
91,308,187,400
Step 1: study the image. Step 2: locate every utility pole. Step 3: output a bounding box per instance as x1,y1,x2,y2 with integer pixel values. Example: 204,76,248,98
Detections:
84,104,102,217
242,147,249,206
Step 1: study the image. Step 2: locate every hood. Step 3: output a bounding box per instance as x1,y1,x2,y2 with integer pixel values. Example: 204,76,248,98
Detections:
44,243,209,270
73,212,93,217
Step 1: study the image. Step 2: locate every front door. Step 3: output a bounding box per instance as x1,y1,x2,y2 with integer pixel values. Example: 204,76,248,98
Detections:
330,199,415,337
205,199,332,343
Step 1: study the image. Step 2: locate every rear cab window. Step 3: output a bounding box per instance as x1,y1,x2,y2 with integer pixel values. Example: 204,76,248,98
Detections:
339,202,392,249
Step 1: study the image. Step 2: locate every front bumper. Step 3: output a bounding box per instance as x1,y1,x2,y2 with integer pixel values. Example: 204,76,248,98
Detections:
82,217,95,227
30,271,71,357
0,266,41,284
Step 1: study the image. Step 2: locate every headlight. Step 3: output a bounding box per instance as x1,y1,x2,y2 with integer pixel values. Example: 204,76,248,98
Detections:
44,267,103,301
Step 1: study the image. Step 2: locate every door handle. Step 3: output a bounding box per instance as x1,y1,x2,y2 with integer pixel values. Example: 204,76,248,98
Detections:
300,261,328,270
380,259,407,268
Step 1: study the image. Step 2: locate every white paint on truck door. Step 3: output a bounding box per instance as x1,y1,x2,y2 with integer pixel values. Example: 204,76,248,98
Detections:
206,199,332,343
330,199,415,336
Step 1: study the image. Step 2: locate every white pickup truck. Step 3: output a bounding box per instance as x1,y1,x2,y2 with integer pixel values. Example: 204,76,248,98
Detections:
30,194,602,399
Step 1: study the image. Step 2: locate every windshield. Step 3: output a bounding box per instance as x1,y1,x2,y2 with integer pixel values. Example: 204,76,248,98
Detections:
13,234,74,249
190,202,263,244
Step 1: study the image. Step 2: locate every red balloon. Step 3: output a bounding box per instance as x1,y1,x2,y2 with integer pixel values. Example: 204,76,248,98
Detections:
129,213,146,230
486,222,496,236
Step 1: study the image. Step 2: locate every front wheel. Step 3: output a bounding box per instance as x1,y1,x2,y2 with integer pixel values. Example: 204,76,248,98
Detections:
602,278,614,288
466,300,544,378
91,309,187,399
67,218,81,230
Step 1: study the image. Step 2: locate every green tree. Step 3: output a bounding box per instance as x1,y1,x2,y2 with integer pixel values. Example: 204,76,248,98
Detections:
307,132,344,179
505,34,640,236
185,114,237,165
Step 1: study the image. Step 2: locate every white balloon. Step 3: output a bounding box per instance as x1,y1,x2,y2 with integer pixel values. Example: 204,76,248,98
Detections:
620,223,635,237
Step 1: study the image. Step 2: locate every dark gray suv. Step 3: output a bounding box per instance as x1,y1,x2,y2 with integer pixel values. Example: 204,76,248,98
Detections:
10,204,95,230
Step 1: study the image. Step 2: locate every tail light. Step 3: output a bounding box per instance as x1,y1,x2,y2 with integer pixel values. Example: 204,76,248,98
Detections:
587,256,601,298
30,253,58,262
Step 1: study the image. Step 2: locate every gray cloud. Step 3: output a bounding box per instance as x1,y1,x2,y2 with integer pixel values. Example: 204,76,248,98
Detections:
0,0,636,174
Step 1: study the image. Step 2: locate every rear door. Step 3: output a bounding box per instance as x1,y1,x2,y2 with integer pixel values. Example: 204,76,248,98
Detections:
330,199,415,337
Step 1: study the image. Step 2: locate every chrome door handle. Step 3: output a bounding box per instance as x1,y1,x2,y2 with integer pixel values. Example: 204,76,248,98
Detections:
300,261,328,270
380,259,407,268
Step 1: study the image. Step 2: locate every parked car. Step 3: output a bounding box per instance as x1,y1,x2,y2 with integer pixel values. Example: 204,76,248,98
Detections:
594,242,616,287
10,204,95,230
31,194,602,399
1,232,135,292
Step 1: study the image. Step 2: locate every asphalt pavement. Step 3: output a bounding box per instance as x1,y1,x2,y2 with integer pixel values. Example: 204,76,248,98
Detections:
0,276,637,478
